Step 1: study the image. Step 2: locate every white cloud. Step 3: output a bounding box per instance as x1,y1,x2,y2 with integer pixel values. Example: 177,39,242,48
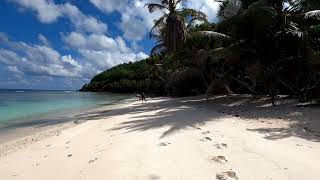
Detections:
0,31,148,89
135,52,149,60
10,0,107,33
183,0,220,22
62,32,148,70
10,0,62,23
89,0,126,13
78,49,148,69
38,34,51,46
0,35,93,78
61,3,107,34
115,36,132,53
62,32,117,51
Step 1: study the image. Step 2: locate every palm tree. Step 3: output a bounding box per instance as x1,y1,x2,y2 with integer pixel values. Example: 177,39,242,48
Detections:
146,0,207,56
287,0,320,12
217,0,243,21
215,0,320,100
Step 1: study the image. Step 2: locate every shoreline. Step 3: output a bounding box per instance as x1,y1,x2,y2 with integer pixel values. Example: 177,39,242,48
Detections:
0,97,136,156
0,95,320,179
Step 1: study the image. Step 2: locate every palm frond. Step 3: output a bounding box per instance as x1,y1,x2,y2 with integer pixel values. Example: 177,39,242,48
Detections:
186,17,208,30
286,29,304,38
178,8,208,30
174,0,183,7
151,43,166,56
288,0,320,12
196,31,231,39
150,15,167,39
145,3,168,13
178,8,207,20
304,10,320,21
218,0,242,21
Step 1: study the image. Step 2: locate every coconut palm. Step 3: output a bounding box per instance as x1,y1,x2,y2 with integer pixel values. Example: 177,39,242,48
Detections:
286,0,320,12
195,0,319,102
146,0,207,56
217,0,243,21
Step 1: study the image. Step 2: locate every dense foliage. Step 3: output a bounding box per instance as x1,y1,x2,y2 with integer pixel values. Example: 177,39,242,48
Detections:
80,60,164,94
82,0,320,102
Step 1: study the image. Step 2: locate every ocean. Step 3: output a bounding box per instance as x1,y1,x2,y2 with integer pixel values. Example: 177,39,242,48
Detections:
0,90,132,143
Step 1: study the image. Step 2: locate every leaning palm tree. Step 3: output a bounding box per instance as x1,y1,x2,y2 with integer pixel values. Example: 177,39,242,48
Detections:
214,0,320,100
146,0,207,56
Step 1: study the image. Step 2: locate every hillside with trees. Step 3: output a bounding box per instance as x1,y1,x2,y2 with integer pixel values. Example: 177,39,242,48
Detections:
82,0,320,102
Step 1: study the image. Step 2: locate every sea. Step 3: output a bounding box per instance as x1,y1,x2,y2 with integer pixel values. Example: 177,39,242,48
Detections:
0,89,132,143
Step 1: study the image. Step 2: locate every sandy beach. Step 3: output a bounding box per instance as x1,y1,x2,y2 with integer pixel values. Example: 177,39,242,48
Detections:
0,95,320,180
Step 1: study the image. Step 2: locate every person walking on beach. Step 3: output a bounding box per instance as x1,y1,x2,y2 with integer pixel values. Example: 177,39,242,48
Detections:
141,92,146,103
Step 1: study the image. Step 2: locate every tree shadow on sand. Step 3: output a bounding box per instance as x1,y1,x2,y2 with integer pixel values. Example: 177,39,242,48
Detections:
105,95,320,141
206,95,320,142
71,97,225,138
1,95,319,142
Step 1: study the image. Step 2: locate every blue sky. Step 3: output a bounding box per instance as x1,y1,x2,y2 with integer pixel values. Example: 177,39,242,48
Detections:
0,0,219,90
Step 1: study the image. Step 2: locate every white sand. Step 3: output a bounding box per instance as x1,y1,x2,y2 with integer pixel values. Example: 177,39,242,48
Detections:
0,95,320,180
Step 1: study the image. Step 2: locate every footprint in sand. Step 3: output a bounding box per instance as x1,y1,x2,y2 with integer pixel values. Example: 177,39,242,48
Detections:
32,163,40,167
216,171,238,180
202,131,211,135
211,156,228,163
214,143,228,149
200,137,212,142
88,157,98,163
159,142,171,146
296,144,312,148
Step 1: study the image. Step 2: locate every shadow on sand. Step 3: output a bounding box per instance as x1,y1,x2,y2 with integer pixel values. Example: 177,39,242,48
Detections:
1,95,319,142
74,95,320,141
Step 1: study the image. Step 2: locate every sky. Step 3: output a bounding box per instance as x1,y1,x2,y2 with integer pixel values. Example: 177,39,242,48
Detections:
0,0,219,90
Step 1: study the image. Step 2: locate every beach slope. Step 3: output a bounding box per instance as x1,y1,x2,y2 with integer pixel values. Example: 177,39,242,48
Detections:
0,95,320,180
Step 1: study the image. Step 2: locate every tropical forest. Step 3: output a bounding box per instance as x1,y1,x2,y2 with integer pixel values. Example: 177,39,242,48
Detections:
81,0,320,103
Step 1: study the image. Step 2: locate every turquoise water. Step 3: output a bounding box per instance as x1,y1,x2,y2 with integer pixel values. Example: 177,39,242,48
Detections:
0,90,131,124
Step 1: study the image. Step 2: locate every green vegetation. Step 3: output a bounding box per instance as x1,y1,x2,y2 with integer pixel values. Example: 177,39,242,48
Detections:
80,60,164,94
82,0,320,102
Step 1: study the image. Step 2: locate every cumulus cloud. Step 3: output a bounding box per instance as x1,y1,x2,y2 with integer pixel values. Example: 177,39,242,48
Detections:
10,0,62,23
10,0,107,33
61,3,107,34
62,32,148,69
0,31,148,89
62,32,118,51
0,33,94,78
